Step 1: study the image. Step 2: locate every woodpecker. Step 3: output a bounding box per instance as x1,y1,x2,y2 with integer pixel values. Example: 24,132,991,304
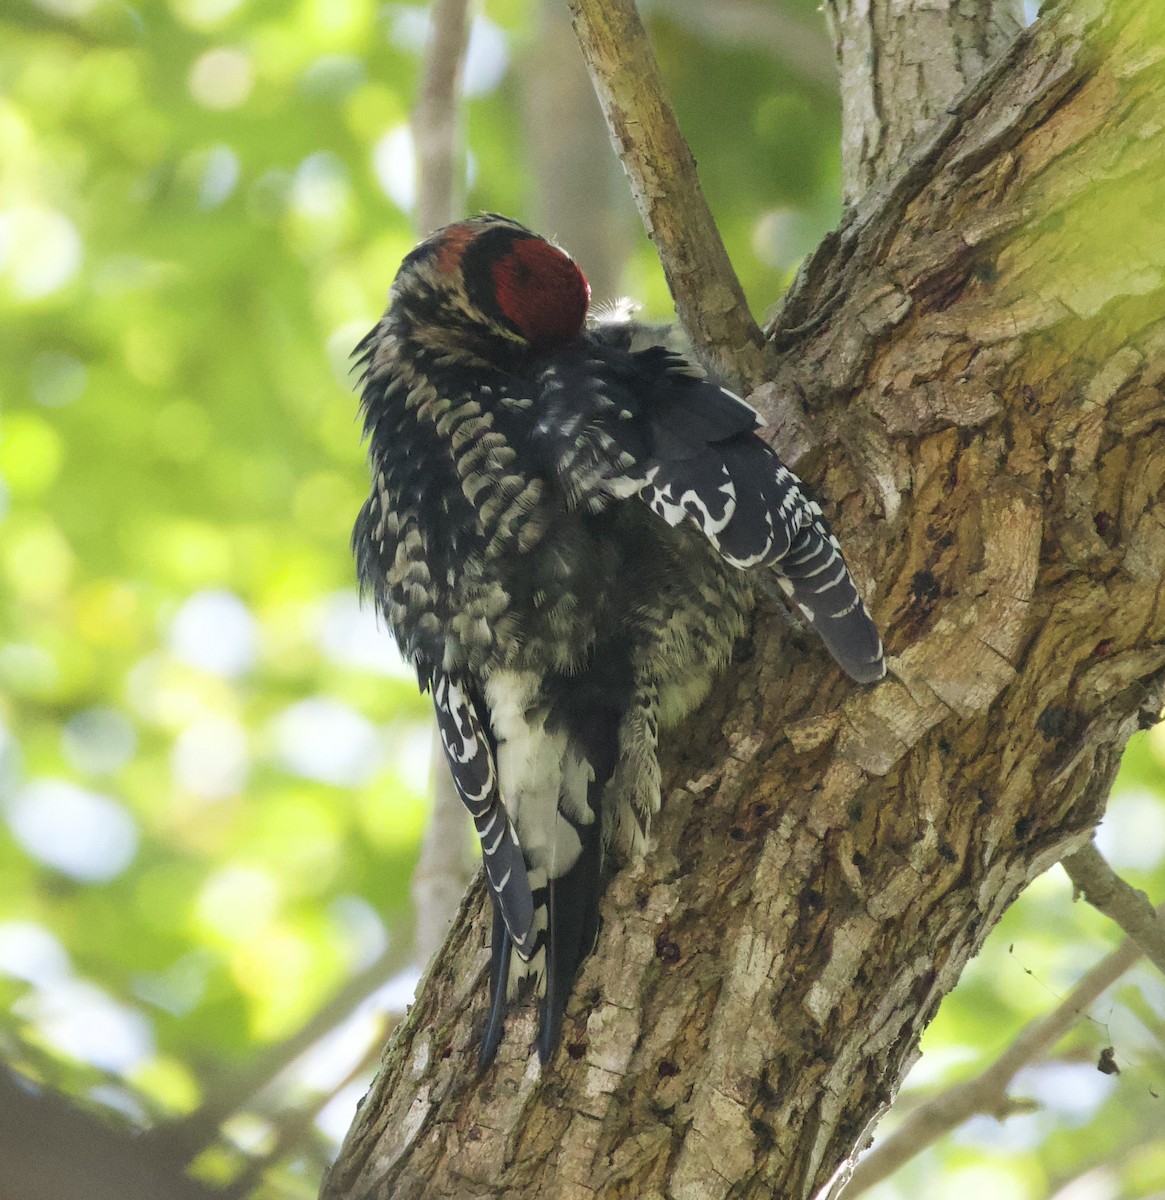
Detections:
353,214,884,1066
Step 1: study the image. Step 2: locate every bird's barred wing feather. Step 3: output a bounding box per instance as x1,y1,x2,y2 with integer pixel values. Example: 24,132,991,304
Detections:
430,669,536,958
711,443,885,683
533,343,885,683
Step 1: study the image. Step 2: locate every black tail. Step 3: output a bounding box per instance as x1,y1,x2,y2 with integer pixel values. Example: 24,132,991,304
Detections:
478,706,616,1067
537,821,603,1062
480,905,512,1068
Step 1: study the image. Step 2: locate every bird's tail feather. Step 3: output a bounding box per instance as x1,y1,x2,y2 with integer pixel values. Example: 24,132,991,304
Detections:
480,905,513,1068
538,816,603,1062
478,705,616,1066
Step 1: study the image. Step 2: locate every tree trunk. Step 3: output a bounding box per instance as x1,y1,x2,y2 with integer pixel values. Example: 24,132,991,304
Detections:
322,1,1165,1196
823,0,1024,201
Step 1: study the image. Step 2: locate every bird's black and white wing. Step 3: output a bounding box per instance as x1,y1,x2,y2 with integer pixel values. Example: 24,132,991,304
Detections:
532,344,886,684
430,668,536,958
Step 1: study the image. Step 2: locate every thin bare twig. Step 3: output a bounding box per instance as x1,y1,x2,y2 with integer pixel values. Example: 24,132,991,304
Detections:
414,741,475,965
219,1019,393,1200
414,0,471,235
566,0,771,389
838,907,1162,1197
153,938,413,1163
1062,840,1165,978
411,0,478,966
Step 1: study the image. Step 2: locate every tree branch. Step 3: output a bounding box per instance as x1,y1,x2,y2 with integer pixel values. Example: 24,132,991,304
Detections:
1062,841,1165,978
411,0,477,967
324,4,1165,1197
0,1067,220,1200
157,938,412,1163
838,905,1159,1197
565,0,771,387
413,0,471,235
413,743,475,966
519,0,631,301
221,1026,391,1200
822,0,1024,202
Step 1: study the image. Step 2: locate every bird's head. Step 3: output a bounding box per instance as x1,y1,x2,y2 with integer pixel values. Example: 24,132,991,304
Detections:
385,215,591,363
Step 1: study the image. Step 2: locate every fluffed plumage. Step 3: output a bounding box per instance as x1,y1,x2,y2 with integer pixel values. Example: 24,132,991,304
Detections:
352,214,884,1065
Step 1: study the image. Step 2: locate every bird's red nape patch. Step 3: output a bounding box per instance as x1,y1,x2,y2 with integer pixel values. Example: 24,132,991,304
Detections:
491,237,590,349
434,223,478,275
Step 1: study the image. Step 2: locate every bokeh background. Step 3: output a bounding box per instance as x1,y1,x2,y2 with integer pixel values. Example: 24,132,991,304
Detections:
2,0,1163,1197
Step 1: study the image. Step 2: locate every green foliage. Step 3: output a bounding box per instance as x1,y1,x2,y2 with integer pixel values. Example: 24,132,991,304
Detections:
1,1,1163,1197
0,0,441,1182
875,734,1165,1200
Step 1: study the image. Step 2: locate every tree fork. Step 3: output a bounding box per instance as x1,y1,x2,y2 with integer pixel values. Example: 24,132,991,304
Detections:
322,2,1165,1197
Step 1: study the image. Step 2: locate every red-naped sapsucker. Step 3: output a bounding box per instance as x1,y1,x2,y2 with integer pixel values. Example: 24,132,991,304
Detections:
353,215,884,1065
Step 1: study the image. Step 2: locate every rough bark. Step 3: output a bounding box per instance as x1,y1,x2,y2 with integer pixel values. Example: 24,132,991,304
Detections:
322,1,1165,1197
823,0,1025,202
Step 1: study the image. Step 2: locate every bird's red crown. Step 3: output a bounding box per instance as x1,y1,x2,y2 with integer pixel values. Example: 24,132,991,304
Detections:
427,218,590,351
489,234,590,349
